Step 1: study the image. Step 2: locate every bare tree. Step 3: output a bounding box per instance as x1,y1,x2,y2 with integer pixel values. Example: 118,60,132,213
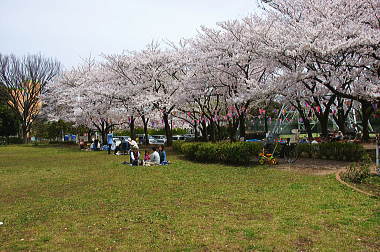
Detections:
0,54,61,143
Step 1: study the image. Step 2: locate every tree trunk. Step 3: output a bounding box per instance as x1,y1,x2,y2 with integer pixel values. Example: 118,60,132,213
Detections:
239,114,246,140
296,106,313,140
361,101,372,142
101,131,107,146
264,112,268,133
216,122,222,141
332,97,352,135
163,112,172,146
209,120,216,142
333,109,348,135
141,115,149,145
100,121,108,145
310,95,335,138
129,116,136,140
87,130,92,142
228,119,238,142
228,124,235,142
319,116,329,138
201,120,208,141
21,123,28,144
303,118,313,140
194,121,198,141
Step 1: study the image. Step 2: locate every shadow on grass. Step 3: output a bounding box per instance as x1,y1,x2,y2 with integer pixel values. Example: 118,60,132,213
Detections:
19,144,81,152
172,153,261,168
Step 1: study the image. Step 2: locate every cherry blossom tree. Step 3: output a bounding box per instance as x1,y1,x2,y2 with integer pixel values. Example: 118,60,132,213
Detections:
185,17,277,141
44,61,124,144
258,0,380,140
123,42,182,146
42,0,379,143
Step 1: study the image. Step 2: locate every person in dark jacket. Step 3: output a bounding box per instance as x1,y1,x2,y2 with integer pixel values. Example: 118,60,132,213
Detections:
158,145,168,165
93,139,99,151
130,147,140,166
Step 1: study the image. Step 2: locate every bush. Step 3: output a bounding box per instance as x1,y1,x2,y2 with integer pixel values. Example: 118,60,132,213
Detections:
0,137,23,144
181,142,202,160
174,141,263,165
176,141,366,165
342,154,372,183
296,142,365,162
172,141,185,153
218,142,263,165
194,143,219,162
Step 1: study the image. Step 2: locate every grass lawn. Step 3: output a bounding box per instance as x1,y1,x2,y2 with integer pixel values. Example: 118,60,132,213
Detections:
0,145,379,251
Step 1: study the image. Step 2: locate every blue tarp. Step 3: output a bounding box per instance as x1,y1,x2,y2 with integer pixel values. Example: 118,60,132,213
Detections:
245,139,263,142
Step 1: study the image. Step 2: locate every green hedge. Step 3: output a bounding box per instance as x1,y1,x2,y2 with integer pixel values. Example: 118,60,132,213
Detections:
296,142,365,162
173,141,263,165
172,141,185,152
174,141,366,165
0,137,23,144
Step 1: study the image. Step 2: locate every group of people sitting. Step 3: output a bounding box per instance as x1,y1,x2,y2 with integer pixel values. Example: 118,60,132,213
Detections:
129,145,168,166
81,137,168,166
109,137,169,166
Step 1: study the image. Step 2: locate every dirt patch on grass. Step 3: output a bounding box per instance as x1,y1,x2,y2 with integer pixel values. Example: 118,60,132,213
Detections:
294,236,314,252
275,158,351,175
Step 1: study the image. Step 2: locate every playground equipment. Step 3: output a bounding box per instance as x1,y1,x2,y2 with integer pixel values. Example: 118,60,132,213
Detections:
271,102,374,136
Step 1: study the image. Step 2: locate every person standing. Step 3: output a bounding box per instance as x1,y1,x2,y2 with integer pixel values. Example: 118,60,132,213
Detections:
107,133,113,154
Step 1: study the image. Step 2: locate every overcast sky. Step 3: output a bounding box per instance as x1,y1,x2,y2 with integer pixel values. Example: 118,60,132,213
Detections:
1,0,258,69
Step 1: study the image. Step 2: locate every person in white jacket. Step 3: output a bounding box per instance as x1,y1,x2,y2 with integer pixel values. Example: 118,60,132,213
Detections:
145,147,160,165
128,138,139,150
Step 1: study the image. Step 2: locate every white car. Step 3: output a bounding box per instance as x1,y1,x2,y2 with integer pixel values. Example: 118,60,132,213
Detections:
183,134,195,140
148,135,158,144
172,135,185,141
151,135,167,144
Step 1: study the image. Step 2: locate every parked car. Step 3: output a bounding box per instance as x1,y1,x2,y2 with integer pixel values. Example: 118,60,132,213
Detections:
151,135,167,144
172,135,185,141
148,135,158,144
183,134,195,140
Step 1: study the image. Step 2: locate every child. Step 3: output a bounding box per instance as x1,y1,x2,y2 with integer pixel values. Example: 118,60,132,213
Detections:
144,150,150,161
144,147,160,166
